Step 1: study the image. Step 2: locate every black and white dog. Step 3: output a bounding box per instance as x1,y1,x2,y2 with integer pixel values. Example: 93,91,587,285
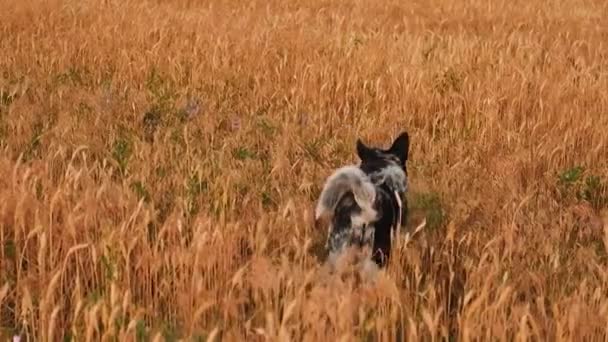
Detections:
315,132,410,273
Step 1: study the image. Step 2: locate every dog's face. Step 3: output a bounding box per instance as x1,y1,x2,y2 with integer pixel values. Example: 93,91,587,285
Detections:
356,132,409,173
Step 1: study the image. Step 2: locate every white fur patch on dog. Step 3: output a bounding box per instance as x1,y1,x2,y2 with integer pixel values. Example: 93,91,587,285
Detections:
369,164,408,194
315,165,377,222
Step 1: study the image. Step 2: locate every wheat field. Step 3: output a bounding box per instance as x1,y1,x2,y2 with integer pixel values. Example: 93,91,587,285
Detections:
1,0,608,340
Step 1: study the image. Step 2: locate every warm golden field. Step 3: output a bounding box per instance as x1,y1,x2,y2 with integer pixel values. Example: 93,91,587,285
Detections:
1,0,608,340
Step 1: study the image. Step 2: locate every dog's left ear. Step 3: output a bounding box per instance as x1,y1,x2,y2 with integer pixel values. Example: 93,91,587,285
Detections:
388,131,409,162
356,139,375,161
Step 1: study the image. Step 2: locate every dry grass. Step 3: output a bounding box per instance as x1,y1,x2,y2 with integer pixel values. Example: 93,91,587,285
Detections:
1,0,608,340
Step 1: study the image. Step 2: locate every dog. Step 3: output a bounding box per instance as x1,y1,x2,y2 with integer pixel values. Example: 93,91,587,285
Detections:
315,132,410,274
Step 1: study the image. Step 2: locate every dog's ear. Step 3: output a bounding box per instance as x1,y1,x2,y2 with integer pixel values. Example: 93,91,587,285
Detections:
356,139,375,161
388,131,409,162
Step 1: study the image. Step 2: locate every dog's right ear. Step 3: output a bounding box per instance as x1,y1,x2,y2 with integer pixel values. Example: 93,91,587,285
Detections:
356,139,375,161
388,131,409,163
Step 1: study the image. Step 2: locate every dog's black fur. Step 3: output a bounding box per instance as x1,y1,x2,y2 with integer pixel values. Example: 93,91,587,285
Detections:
315,132,410,270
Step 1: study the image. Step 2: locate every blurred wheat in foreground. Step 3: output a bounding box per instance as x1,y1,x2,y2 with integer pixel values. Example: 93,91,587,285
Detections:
1,0,608,340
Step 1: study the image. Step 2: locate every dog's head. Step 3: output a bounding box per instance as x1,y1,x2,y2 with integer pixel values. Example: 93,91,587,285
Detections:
356,131,409,174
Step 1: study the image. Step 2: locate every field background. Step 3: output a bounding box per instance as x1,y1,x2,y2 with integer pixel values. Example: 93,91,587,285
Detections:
1,0,608,340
